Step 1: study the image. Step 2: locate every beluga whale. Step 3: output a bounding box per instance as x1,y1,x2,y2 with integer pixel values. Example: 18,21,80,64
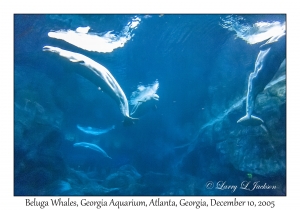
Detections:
73,142,112,159
237,32,286,126
129,80,159,118
43,46,138,126
77,124,115,135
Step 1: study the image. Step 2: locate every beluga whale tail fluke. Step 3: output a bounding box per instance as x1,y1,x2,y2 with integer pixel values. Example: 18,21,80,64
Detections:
237,114,264,126
123,116,139,126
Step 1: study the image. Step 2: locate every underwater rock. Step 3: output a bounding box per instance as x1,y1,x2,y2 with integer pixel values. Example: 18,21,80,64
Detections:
14,130,70,195
50,169,120,196
140,172,207,196
14,73,64,149
119,164,142,180
103,164,142,195
140,171,172,195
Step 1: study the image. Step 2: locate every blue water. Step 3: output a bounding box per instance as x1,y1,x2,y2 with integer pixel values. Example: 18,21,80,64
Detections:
14,14,286,196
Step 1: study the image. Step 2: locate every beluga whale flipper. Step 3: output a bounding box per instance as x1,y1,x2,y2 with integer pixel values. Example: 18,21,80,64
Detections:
43,46,138,126
237,32,286,126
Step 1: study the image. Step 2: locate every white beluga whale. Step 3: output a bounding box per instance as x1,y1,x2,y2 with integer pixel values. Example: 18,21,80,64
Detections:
43,46,138,126
73,142,112,159
129,80,159,117
77,124,115,135
237,32,286,126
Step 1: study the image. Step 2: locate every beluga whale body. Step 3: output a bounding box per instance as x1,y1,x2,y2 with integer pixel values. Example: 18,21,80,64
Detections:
73,142,112,159
237,32,286,126
43,46,138,126
77,124,115,135
129,80,159,117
